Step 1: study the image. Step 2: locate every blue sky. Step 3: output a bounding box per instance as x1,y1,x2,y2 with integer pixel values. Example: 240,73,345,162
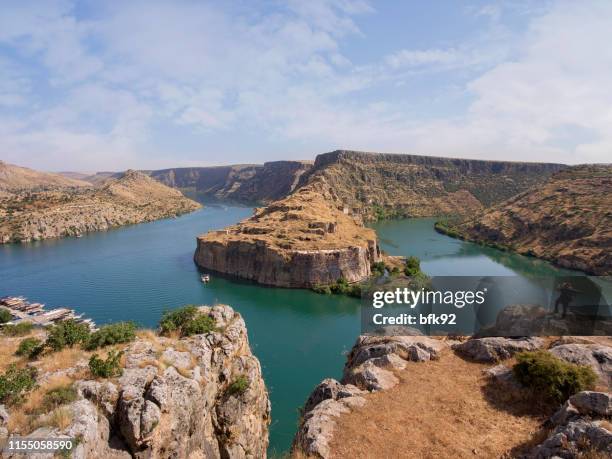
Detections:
0,0,610,171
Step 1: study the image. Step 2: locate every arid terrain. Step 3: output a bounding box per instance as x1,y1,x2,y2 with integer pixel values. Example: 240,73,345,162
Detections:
0,169,201,243
436,165,612,275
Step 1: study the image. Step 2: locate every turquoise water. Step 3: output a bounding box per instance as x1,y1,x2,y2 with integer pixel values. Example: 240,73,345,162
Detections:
0,209,591,452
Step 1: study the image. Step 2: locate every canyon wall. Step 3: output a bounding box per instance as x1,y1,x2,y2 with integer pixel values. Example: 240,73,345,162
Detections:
150,160,313,204
300,150,566,220
437,165,612,275
194,184,381,288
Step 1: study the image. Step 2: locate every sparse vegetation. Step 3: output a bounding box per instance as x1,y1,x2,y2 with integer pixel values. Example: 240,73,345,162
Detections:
227,375,250,396
404,256,421,276
15,337,43,359
1,321,34,336
0,364,37,406
45,319,91,351
41,384,78,412
85,321,137,350
312,277,362,298
159,305,215,337
89,350,124,378
513,351,597,404
371,261,386,277
0,308,12,324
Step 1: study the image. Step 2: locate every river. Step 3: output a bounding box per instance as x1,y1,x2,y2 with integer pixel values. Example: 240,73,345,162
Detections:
0,205,594,453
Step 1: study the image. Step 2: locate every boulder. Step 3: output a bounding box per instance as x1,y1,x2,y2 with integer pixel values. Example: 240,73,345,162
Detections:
549,343,612,388
453,337,545,362
0,405,9,426
569,391,612,417
483,364,528,399
528,419,612,458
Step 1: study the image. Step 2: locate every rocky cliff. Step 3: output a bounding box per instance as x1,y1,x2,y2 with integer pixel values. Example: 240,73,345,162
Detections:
0,170,201,243
150,160,313,204
194,182,381,288
298,150,566,220
0,305,271,458
436,165,612,275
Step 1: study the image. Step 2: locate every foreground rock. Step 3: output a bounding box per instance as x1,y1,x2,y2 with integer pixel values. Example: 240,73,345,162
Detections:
293,334,446,457
549,343,612,388
437,165,612,275
4,305,270,459
195,183,381,288
0,170,201,244
530,391,612,458
452,337,545,363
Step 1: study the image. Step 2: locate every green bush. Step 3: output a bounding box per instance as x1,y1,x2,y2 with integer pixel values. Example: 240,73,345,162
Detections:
312,284,332,295
41,385,78,411
404,256,421,276
371,261,386,277
45,319,91,351
15,337,43,359
227,375,249,396
89,350,124,378
312,278,362,298
159,306,215,337
1,322,34,337
85,322,137,350
0,364,37,406
0,309,12,324
513,351,597,404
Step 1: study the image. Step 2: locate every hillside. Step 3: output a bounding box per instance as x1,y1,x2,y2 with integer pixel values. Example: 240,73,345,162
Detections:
150,160,313,204
0,161,90,192
0,170,201,243
436,165,612,275
299,150,565,221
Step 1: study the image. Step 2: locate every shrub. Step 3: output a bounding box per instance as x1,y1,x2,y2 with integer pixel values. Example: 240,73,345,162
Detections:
227,375,249,396
0,364,37,406
85,322,137,350
15,337,43,359
404,256,421,276
89,350,124,378
159,305,215,337
513,351,597,404
41,385,78,411
330,277,349,294
45,319,91,351
312,284,332,295
371,261,386,277
0,308,12,324
1,322,34,337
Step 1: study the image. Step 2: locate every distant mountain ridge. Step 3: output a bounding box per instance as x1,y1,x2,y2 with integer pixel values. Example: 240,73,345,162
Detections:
0,160,90,191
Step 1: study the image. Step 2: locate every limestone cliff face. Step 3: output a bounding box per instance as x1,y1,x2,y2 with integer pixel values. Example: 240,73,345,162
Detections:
2,305,270,459
150,160,313,204
299,150,566,220
194,185,381,288
438,165,612,275
0,170,201,244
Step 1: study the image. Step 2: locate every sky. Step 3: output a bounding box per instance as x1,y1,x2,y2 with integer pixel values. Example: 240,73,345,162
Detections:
0,0,611,171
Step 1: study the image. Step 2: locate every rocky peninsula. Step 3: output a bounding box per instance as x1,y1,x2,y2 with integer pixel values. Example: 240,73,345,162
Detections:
0,304,270,458
0,169,201,244
194,182,381,288
435,165,612,275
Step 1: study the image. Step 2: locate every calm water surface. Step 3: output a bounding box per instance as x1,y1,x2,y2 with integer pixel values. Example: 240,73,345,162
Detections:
0,208,587,452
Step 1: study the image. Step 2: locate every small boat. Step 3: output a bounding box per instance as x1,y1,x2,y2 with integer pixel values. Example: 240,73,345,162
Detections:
201,274,210,283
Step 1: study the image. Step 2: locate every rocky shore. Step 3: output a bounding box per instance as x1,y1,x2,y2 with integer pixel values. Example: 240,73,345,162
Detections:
0,170,201,244
436,165,612,275
0,305,270,458
194,183,381,288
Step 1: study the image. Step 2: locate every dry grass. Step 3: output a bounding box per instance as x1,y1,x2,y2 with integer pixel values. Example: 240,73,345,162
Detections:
35,347,90,375
330,350,547,459
0,330,45,372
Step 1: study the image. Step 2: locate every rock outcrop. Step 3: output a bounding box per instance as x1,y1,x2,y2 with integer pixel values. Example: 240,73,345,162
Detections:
453,337,546,363
437,165,612,275
2,305,270,458
194,184,381,288
293,333,446,458
0,170,201,244
549,343,612,388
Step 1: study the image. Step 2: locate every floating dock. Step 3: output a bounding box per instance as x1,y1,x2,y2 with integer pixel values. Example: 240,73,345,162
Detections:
0,296,97,331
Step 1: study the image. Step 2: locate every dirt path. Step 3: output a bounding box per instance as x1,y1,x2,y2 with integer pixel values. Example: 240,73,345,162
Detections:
330,350,547,458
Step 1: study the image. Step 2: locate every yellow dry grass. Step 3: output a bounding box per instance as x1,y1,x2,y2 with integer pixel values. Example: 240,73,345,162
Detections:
330,350,549,459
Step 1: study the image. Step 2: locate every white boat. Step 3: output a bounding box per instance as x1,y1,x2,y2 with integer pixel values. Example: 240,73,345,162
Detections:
201,274,210,283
